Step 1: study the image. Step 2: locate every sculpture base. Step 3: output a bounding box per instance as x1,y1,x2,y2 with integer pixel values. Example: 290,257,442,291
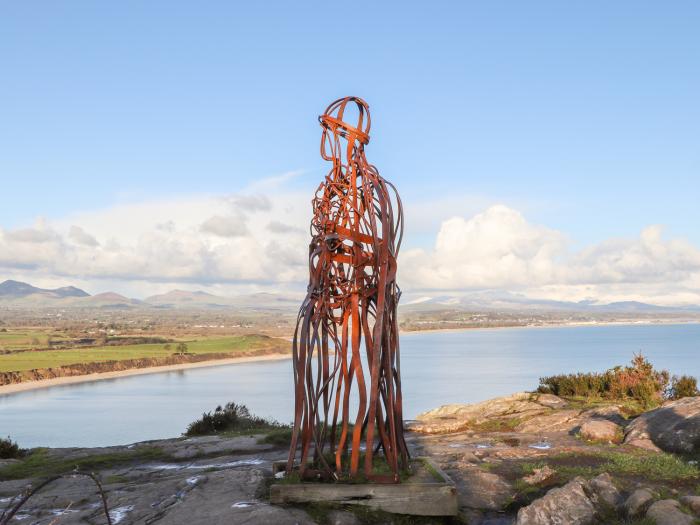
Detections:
269,457,458,516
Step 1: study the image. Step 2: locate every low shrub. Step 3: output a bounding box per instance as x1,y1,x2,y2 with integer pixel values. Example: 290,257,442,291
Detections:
0,436,25,459
185,402,283,436
667,375,700,400
538,353,671,409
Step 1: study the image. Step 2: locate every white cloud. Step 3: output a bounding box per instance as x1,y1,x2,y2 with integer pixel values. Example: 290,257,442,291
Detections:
68,225,99,246
0,180,311,288
1,181,699,306
200,215,249,237
400,206,566,289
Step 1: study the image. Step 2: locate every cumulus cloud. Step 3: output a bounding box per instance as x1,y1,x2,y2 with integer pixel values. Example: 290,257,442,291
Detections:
400,205,700,305
401,206,566,289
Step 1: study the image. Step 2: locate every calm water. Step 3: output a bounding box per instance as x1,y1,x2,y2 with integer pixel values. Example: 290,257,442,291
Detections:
1,323,698,448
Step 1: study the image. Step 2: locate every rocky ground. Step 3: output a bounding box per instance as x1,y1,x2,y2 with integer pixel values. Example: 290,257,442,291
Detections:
2,393,699,524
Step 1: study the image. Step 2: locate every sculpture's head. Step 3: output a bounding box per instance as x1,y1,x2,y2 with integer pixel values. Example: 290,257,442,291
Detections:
319,97,371,161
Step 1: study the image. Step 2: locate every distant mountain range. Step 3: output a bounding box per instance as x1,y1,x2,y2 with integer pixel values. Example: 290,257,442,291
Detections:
0,279,89,299
401,291,700,314
1,279,699,314
0,280,300,310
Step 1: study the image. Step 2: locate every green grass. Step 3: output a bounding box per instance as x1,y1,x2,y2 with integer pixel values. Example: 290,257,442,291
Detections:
0,335,285,372
258,427,293,446
0,446,170,480
521,450,700,483
562,395,646,418
462,417,522,433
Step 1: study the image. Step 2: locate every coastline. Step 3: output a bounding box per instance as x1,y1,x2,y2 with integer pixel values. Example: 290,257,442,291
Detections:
0,352,292,396
2,319,697,396
400,318,700,335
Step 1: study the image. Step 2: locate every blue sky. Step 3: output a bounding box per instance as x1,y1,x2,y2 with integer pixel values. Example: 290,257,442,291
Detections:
1,2,699,303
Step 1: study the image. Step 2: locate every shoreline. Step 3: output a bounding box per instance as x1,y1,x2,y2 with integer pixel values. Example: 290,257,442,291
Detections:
2,319,698,396
400,318,700,335
0,353,292,396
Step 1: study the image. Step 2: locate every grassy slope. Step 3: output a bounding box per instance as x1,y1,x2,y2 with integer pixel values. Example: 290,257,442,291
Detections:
0,335,287,372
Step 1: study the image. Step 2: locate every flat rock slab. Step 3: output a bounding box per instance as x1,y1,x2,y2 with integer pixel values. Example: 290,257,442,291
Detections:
270,458,458,516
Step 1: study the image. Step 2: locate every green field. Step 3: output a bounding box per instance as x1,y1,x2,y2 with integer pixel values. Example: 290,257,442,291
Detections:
0,335,286,373
0,330,70,351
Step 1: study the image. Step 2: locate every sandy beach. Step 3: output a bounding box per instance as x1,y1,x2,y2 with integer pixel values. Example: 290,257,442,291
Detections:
0,352,292,396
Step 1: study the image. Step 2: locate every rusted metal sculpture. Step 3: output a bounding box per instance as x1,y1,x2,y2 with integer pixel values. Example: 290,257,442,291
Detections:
287,97,409,482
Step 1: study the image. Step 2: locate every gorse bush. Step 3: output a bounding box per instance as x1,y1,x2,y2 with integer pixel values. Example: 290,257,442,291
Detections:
538,353,676,409
185,402,284,436
667,375,699,400
0,436,24,459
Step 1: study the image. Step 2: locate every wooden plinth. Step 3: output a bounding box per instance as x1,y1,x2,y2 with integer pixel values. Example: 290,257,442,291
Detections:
270,458,458,516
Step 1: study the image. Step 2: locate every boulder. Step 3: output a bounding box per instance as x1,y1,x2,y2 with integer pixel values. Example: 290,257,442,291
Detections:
680,495,700,515
623,488,656,517
516,477,596,525
579,405,626,426
579,420,622,443
586,473,621,508
646,499,695,525
624,397,700,453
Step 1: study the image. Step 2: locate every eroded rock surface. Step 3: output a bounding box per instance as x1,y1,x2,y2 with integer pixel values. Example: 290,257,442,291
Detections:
0,435,313,525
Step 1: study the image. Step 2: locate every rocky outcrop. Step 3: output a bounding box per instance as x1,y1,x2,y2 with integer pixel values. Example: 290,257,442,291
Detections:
624,396,700,453
409,392,631,438
0,435,314,525
408,392,551,433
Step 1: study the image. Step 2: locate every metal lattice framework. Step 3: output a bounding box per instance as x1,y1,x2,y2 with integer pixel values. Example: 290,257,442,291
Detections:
286,97,409,482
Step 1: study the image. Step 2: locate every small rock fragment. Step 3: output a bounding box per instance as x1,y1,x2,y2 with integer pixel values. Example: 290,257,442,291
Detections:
522,466,555,485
